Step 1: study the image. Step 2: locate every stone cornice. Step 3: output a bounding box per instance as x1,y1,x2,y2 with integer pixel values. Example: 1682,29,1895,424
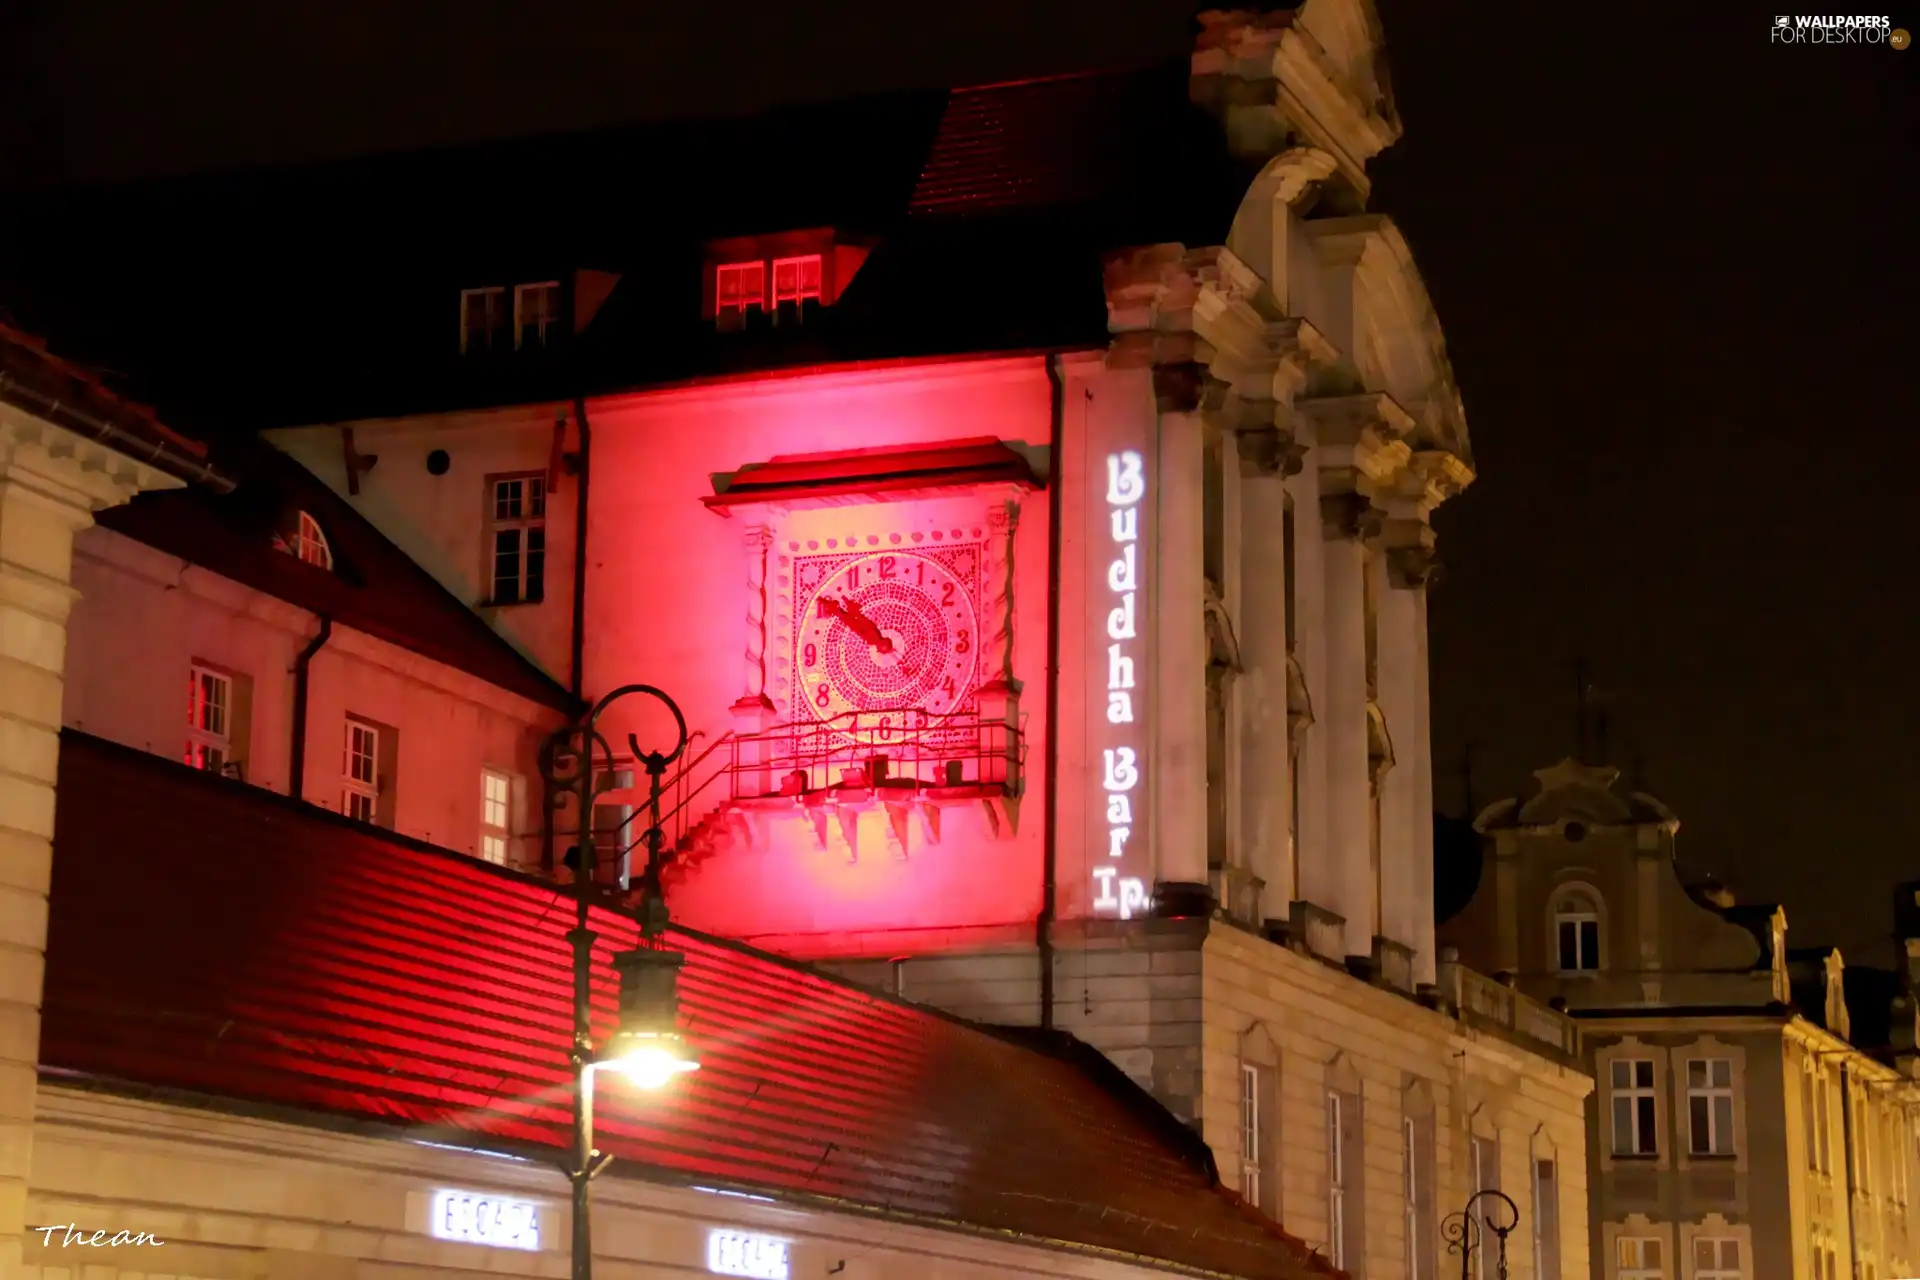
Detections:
0,400,185,514
1300,392,1414,498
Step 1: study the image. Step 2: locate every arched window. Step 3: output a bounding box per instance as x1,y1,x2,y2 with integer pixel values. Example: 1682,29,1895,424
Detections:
1553,887,1602,973
280,510,333,570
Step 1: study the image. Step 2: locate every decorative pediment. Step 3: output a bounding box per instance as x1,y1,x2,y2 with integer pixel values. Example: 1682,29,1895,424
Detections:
704,436,1044,515
1515,757,1633,827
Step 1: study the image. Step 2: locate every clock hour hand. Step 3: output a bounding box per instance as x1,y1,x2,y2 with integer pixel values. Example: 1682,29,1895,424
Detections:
817,593,894,654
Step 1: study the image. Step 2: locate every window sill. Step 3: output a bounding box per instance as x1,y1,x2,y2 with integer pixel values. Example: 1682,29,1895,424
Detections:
1609,1152,1660,1162
480,597,546,610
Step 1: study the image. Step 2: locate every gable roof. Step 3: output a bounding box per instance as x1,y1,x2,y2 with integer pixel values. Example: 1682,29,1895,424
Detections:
41,730,1337,1280
0,63,1247,434
95,433,576,712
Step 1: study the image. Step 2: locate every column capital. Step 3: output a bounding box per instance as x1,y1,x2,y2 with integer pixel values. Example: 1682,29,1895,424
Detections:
1319,491,1384,542
1302,393,1415,500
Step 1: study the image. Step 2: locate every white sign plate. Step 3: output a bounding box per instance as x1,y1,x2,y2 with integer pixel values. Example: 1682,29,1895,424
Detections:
428,1189,542,1251
707,1228,791,1279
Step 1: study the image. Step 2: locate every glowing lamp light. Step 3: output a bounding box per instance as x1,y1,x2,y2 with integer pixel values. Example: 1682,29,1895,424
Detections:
599,1029,700,1090
601,945,700,1090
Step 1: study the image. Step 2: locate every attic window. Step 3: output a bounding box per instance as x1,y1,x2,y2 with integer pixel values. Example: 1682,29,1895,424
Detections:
772,255,823,305
277,511,334,570
460,288,508,354
716,262,767,316
514,282,561,350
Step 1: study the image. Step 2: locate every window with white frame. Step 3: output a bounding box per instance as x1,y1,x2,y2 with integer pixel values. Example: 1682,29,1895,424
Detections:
1611,1058,1659,1156
1405,1113,1437,1280
185,665,233,774
771,254,822,307
1239,1065,1262,1204
1616,1236,1663,1280
1328,1091,1348,1271
488,474,546,604
1692,1236,1741,1279
1555,888,1602,972
343,718,381,823
276,510,334,570
481,769,512,864
1531,1158,1561,1280
460,287,508,354
1686,1058,1736,1156
514,281,561,350
1471,1134,1499,1280
716,260,766,316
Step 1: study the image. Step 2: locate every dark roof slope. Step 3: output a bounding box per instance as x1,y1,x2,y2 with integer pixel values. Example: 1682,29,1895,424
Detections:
43,731,1336,1280
96,434,575,712
0,63,1246,433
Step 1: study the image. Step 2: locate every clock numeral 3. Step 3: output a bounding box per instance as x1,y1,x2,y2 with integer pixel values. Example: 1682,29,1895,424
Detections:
955,628,971,655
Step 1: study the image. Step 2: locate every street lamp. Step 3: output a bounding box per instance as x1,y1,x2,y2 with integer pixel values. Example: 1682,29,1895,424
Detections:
540,684,699,1280
1441,1188,1518,1280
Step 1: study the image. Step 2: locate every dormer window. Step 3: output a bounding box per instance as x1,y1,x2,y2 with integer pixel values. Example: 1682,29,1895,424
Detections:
716,261,767,319
772,255,823,306
275,510,333,571
460,287,508,354
514,282,561,350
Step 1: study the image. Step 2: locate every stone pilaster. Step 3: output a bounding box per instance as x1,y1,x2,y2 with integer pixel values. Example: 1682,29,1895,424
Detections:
1154,405,1209,896
1318,488,1381,961
1236,426,1299,925
731,523,776,796
0,402,183,1278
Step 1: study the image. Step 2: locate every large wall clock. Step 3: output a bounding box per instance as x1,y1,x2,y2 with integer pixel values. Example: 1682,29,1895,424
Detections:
791,543,981,743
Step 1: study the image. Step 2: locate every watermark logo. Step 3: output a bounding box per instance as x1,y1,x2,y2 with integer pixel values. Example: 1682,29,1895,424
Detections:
1770,15,1907,46
32,1223,165,1249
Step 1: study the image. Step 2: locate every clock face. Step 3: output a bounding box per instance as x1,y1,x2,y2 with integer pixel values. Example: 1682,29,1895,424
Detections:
794,549,980,735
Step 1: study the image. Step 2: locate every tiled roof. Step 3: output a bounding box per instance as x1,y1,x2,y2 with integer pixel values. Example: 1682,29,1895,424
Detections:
42,731,1338,1280
95,434,576,712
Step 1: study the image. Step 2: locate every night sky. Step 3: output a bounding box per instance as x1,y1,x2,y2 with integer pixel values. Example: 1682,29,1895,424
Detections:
2,2,1914,954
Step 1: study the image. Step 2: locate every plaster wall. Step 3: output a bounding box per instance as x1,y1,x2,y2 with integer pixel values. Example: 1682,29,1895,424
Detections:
63,526,562,864
266,401,578,682
26,1085,1214,1280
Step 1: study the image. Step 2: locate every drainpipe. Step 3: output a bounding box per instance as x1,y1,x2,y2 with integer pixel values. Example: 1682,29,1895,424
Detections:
289,615,334,801
1038,356,1066,1031
1841,1069,1862,1280
569,397,593,702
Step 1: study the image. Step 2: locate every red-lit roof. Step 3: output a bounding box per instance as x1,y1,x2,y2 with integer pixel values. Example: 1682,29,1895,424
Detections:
42,731,1338,1280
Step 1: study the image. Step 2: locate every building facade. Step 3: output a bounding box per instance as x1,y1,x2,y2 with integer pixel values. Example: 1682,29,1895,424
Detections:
6,2,1596,1277
1443,753,1920,1280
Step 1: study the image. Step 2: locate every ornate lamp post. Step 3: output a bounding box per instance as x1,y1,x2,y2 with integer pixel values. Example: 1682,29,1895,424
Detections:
539,684,700,1280
1441,1189,1519,1280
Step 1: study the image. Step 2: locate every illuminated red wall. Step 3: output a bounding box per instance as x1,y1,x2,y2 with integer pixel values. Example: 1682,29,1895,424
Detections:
583,357,1055,958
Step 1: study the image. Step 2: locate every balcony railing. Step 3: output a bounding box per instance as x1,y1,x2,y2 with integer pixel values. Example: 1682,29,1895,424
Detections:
576,709,1026,887
1436,948,1581,1061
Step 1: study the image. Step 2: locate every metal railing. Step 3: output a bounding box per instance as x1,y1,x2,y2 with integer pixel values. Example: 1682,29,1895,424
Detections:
588,709,1026,879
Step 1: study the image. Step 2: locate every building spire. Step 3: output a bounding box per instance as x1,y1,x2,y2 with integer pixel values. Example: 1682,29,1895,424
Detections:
1571,656,1614,765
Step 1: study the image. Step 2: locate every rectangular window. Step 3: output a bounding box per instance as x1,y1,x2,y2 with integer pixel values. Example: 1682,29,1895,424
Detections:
185,665,233,774
489,474,547,605
343,718,380,823
514,281,561,350
1239,1064,1260,1204
716,260,767,314
1405,1114,1436,1280
771,254,823,306
1805,1069,1821,1171
1327,1091,1346,1271
1615,1236,1663,1280
1470,1135,1499,1280
481,769,512,864
1531,1158,1560,1280
1693,1237,1741,1280
1817,1075,1832,1173
1854,1098,1871,1193
1557,913,1601,971
460,287,508,354
1686,1058,1735,1156
1611,1058,1658,1155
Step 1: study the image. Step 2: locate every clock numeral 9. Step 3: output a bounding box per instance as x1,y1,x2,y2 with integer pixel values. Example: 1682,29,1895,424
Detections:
955,628,970,655
803,643,817,668
815,685,831,710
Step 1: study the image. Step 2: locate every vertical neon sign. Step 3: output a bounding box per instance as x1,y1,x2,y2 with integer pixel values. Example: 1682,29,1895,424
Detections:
1093,450,1151,919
